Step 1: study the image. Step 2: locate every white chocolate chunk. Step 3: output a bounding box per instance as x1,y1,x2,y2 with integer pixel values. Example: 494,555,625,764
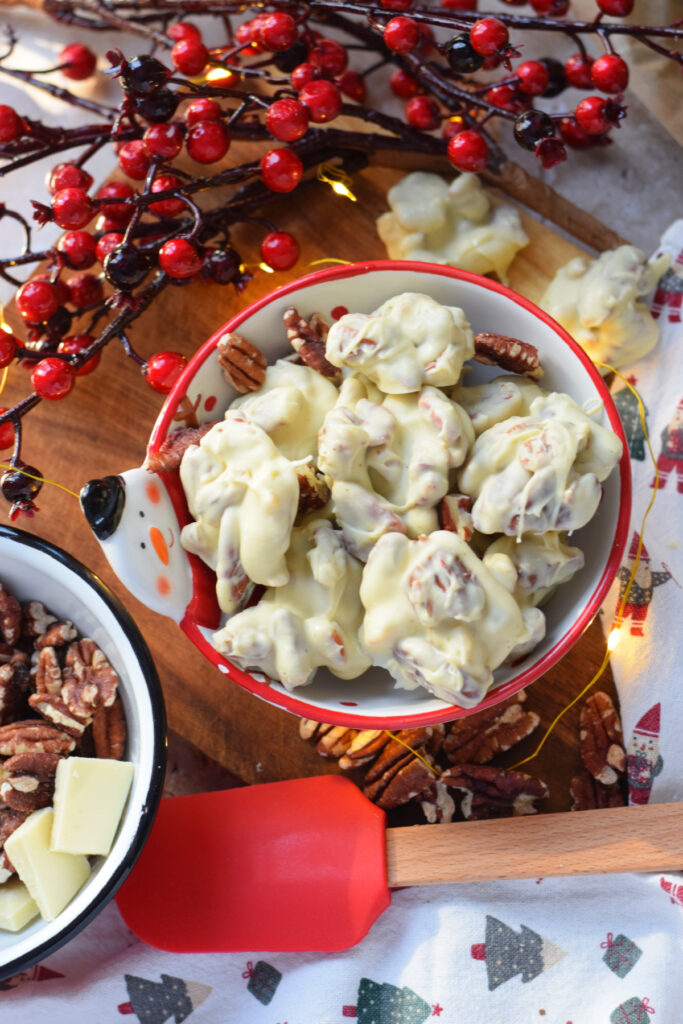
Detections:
5,808,90,922
0,877,40,932
51,757,134,856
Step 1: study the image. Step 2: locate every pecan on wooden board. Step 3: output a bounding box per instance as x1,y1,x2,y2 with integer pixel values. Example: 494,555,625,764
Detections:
283,307,342,383
217,332,267,393
473,332,544,380
580,691,626,786
439,764,548,820
570,769,625,811
443,690,539,765
144,421,218,474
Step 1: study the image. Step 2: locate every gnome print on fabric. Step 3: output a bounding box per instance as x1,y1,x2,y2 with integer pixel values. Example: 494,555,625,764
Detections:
650,396,683,493
627,704,663,805
660,876,683,907
343,977,433,1024
650,267,683,324
471,915,566,990
614,532,671,637
118,973,212,1024
613,379,648,462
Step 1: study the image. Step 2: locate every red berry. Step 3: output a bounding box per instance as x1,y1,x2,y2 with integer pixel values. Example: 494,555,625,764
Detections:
405,95,441,131
52,187,94,230
308,38,348,76
168,22,202,42
186,120,230,163
384,17,419,54
447,129,489,172
469,18,508,56
143,122,183,160
338,70,366,103
57,334,101,375
0,104,23,143
47,163,93,195
67,272,103,309
0,410,15,451
597,0,633,15
260,231,299,271
117,140,151,180
559,116,600,148
258,12,297,52
158,238,202,278
16,280,58,323
31,357,75,400
486,84,529,112
590,53,629,94
33,273,69,306
265,98,309,142
59,43,96,81
185,97,222,124
260,148,303,193
95,232,124,263
440,0,477,7
417,24,436,55
57,230,97,270
516,60,550,96
144,351,187,393
381,0,413,9
291,63,316,91
564,53,594,89
95,181,135,226
298,80,342,123
530,0,569,13
235,20,265,55
390,68,419,99
171,38,209,77
0,331,17,368
575,95,612,134
442,116,467,140
149,174,186,217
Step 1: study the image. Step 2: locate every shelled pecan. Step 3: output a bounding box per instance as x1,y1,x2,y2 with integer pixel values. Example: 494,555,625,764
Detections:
473,333,544,380
61,639,118,718
0,583,21,646
33,647,63,696
0,663,31,727
283,307,342,383
570,769,624,811
28,693,90,738
443,690,539,765
438,494,474,542
296,464,331,518
0,720,75,756
580,691,626,786
0,806,28,881
144,421,218,473
217,331,268,393
0,752,62,813
92,697,127,760
439,764,548,820
35,621,77,650
22,601,57,638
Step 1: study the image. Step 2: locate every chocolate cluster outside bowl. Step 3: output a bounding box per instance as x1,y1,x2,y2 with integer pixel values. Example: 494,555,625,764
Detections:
0,525,165,981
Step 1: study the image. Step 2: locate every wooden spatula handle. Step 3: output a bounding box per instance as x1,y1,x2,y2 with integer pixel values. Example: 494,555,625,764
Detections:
386,802,683,887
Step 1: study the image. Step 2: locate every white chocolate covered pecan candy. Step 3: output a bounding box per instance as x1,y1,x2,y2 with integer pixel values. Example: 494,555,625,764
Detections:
212,519,371,689
484,532,585,608
452,374,545,436
325,292,474,394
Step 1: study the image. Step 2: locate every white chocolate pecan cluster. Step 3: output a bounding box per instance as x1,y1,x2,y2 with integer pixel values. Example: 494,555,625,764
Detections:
174,292,623,705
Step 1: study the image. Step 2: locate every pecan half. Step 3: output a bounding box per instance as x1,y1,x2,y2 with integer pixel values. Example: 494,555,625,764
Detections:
420,780,456,824
28,692,91,738
217,332,267,393
0,583,21,646
61,639,119,718
33,646,63,696
473,333,544,380
443,691,539,765
296,464,330,518
570,769,625,811
0,662,31,726
439,764,548,819
580,691,626,786
364,751,436,811
283,307,342,383
144,421,218,474
92,695,126,759
0,720,75,756
338,730,387,770
439,493,474,543
0,752,62,813
35,621,78,649
0,806,28,877
22,601,57,638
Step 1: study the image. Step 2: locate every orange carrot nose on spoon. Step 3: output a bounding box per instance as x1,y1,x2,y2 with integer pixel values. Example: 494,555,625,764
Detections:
115,776,683,953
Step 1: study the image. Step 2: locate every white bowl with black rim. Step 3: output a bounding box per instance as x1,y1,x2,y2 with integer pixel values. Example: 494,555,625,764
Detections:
0,525,165,982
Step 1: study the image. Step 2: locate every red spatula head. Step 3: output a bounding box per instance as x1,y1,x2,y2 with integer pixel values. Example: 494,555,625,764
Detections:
116,775,390,952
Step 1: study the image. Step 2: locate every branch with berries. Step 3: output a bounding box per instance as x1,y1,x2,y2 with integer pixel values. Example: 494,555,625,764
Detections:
0,0,680,518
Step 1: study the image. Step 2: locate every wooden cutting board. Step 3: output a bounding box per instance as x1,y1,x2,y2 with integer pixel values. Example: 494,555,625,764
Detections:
1,160,621,813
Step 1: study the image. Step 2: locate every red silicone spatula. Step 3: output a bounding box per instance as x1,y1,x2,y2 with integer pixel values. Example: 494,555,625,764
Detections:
116,776,683,953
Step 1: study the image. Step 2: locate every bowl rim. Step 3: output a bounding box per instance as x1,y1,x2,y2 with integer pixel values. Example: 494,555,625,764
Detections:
148,259,632,728
0,524,166,981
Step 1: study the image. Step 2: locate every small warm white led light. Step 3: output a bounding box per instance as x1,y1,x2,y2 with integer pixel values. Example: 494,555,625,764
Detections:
607,627,622,652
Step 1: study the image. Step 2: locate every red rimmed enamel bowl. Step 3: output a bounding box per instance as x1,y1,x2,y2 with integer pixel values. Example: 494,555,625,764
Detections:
81,261,631,729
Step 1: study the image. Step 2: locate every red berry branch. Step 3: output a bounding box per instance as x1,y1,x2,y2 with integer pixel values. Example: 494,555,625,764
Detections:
0,0,681,517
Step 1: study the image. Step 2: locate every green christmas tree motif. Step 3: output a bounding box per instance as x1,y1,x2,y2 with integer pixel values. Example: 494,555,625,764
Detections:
613,384,648,462
472,915,566,991
356,977,431,1024
124,973,212,1024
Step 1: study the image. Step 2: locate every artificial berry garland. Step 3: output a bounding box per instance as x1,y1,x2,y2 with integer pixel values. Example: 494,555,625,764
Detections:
0,0,680,517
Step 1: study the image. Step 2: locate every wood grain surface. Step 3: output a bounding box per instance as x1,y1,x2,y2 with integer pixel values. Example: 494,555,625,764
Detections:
2,159,621,814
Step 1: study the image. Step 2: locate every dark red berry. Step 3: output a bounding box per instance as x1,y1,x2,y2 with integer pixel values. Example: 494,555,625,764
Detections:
260,148,303,193
597,0,633,15
117,140,151,180
272,39,308,73
485,84,528,112
260,231,299,271
265,99,309,142
291,63,317,91
149,174,186,217
52,188,95,230
168,22,202,42
56,231,97,270
95,232,124,263
405,95,441,131
134,89,179,124
120,54,169,95
513,108,555,149
590,53,629,94
447,129,489,172
338,70,366,103
202,247,241,284
31,357,75,400
57,334,100,375
47,163,93,195
95,182,135,226
440,0,477,7
575,95,620,134
103,246,152,290
469,17,508,56
0,410,14,451
1,463,42,513
298,80,342,123
16,279,59,323
258,12,298,52
67,272,103,309
0,331,18,368
0,104,23,142
539,57,566,97
390,68,419,100
446,34,485,73
559,116,609,149
564,53,594,89
535,136,567,168
417,24,436,55
158,238,202,278
384,17,419,53
143,122,183,160
185,97,222,124
171,38,209,77
186,120,230,163
60,43,96,80
516,60,550,96
442,116,466,140
308,38,348,76
530,0,569,13
144,351,187,394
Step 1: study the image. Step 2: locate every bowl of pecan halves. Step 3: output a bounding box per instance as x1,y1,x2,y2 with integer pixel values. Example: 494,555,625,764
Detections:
80,261,630,730
0,525,165,980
